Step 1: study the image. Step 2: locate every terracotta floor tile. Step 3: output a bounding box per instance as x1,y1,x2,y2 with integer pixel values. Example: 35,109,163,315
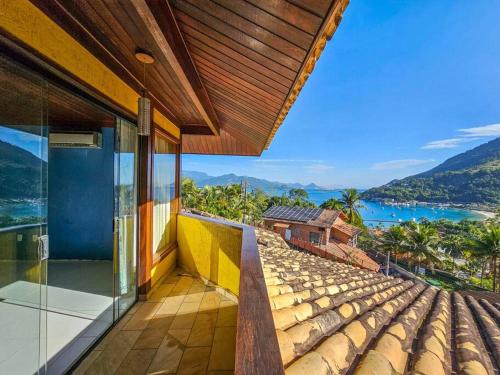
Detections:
199,292,221,313
146,332,186,374
94,314,132,351
176,346,211,375
178,301,202,315
168,329,191,345
149,284,175,302
134,324,172,349
170,311,197,330
123,302,162,330
83,330,141,375
184,291,206,303
115,349,156,375
216,302,237,327
208,327,236,371
71,350,102,375
145,314,175,332
156,295,186,316
170,276,195,296
187,312,217,347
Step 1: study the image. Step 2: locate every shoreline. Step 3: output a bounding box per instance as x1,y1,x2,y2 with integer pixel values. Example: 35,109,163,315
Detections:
472,210,496,219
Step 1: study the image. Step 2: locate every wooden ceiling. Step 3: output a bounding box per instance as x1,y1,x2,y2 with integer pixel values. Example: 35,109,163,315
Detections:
34,0,349,155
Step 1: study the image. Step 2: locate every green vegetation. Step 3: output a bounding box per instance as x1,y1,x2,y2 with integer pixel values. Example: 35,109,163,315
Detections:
181,178,364,226
0,215,43,227
359,217,500,291
362,137,500,207
181,178,316,223
0,140,47,199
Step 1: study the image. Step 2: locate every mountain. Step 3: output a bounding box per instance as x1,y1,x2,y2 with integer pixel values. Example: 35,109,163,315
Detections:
362,137,500,207
0,140,47,199
182,171,324,192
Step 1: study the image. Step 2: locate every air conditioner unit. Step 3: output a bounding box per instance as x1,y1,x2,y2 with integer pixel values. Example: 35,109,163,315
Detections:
49,131,102,149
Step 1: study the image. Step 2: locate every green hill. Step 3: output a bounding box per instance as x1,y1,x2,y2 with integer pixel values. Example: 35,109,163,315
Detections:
0,140,47,199
362,137,500,207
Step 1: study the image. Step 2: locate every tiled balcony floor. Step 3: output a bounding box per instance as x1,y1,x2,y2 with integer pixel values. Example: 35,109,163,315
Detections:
74,269,237,375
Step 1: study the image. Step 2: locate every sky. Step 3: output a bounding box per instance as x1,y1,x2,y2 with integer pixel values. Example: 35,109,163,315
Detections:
183,0,500,189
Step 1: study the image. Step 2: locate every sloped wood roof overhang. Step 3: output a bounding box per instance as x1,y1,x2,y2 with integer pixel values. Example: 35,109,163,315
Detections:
25,0,349,155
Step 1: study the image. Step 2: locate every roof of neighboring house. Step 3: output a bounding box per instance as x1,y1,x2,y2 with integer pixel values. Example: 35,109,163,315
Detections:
332,218,362,237
255,229,500,375
327,241,379,272
262,206,343,228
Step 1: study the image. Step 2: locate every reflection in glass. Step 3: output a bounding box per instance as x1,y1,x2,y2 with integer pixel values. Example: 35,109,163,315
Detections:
0,56,48,374
153,134,177,254
115,119,138,316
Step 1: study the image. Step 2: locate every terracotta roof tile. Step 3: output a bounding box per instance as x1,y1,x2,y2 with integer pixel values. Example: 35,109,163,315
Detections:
254,228,500,375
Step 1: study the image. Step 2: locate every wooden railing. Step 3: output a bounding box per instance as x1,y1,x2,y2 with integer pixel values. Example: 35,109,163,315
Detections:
236,224,284,375
178,213,284,374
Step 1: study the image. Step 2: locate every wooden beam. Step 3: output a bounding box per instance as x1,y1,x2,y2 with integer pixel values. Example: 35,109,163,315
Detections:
138,133,154,296
181,124,214,135
132,0,220,136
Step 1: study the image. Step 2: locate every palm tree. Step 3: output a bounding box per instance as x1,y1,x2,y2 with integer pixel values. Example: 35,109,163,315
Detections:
469,225,500,292
381,226,407,273
340,188,365,227
440,233,465,274
320,198,344,211
403,223,440,275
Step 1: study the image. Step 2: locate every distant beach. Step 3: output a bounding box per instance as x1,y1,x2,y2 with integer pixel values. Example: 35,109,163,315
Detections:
472,210,496,219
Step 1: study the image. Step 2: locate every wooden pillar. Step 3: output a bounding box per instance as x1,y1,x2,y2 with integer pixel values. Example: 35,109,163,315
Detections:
138,133,154,296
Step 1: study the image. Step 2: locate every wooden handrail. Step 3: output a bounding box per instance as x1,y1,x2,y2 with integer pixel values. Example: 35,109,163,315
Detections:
179,213,284,374
236,224,284,375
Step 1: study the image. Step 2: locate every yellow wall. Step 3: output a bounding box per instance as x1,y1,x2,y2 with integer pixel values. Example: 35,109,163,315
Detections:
177,215,242,296
151,250,177,290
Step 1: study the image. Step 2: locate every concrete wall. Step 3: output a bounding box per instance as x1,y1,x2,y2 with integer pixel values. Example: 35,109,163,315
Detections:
48,127,114,260
177,214,242,296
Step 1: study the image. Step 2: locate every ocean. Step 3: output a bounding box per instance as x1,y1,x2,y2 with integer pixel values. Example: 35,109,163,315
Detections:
267,189,484,227
0,190,484,228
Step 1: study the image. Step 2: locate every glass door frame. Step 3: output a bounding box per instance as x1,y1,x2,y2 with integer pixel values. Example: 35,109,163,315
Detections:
113,118,139,320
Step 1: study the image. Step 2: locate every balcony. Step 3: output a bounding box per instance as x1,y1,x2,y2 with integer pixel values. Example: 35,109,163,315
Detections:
73,213,284,374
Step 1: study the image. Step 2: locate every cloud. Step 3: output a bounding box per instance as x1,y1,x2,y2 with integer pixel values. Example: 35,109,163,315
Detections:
306,163,335,172
422,123,499,150
421,138,472,149
458,123,500,137
371,159,435,170
253,159,325,164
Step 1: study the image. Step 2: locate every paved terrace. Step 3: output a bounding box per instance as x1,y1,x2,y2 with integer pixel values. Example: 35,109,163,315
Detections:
256,229,500,375
74,269,237,375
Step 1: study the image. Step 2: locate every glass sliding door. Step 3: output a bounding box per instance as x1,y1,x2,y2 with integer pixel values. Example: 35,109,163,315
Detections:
114,119,138,317
0,56,48,374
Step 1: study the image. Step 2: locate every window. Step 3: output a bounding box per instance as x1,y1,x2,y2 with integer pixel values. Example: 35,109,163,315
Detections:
153,132,177,254
309,232,321,245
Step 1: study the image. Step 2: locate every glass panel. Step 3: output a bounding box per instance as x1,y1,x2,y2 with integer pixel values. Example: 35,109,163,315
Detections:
114,119,138,317
45,83,116,373
153,134,177,254
0,56,48,374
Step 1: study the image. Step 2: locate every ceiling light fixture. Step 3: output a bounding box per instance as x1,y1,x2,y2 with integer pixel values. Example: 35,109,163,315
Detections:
135,49,155,136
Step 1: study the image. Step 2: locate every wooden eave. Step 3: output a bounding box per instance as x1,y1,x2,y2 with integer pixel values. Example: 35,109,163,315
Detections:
20,0,349,155
174,0,350,155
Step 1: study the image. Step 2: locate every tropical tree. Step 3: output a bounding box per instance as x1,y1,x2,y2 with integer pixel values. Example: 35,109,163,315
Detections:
181,177,201,208
320,198,344,211
440,233,466,273
381,225,407,268
403,223,440,274
469,224,500,292
340,188,365,227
